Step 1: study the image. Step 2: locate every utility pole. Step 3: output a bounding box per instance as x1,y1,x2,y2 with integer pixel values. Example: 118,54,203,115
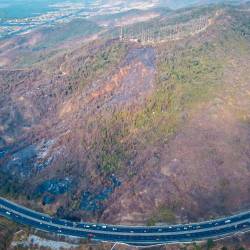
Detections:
120,26,123,41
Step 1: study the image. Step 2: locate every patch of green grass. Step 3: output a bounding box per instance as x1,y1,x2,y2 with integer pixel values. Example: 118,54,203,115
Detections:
147,206,176,225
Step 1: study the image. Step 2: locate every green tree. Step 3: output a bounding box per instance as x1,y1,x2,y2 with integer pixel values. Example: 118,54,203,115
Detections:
193,242,202,250
206,239,215,250
146,218,156,226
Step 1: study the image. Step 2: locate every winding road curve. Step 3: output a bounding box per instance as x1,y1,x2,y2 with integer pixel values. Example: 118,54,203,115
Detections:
0,197,250,247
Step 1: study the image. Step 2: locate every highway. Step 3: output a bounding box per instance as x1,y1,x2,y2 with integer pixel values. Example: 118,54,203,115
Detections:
0,197,250,246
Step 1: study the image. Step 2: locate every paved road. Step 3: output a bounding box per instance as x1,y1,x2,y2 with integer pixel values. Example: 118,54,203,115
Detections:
0,197,249,246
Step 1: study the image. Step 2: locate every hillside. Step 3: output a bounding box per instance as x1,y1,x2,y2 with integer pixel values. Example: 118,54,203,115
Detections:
0,2,249,233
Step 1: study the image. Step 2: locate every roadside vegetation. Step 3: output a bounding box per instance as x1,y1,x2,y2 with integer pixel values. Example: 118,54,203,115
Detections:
147,206,176,226
0,218,19,250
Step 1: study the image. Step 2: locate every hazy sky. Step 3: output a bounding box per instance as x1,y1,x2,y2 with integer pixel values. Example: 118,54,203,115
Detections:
0,0,245,19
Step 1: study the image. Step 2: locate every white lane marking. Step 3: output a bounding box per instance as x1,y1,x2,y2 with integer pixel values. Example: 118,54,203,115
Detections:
0,199,250,238
1,197,250,230
0,203,250,237
110,242,118,250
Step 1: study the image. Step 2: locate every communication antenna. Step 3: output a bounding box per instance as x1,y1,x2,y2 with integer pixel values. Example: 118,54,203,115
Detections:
120,26,123,41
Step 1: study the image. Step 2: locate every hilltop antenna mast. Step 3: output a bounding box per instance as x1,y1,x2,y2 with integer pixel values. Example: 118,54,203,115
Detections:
120,26,123,41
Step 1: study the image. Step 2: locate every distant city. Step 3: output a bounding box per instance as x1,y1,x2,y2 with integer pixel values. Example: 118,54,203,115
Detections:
0,0,159,39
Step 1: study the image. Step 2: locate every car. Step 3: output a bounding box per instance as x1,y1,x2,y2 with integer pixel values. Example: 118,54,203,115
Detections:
87,233,95,239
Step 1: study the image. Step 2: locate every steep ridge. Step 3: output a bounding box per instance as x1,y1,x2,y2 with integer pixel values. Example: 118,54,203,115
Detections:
0,4,249,227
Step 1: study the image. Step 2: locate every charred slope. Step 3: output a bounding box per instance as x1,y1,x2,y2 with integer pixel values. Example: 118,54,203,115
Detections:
0,4,250,225
0,38,157,221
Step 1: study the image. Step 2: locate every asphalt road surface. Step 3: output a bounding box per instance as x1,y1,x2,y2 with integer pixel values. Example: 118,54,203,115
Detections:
0,197,249,246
